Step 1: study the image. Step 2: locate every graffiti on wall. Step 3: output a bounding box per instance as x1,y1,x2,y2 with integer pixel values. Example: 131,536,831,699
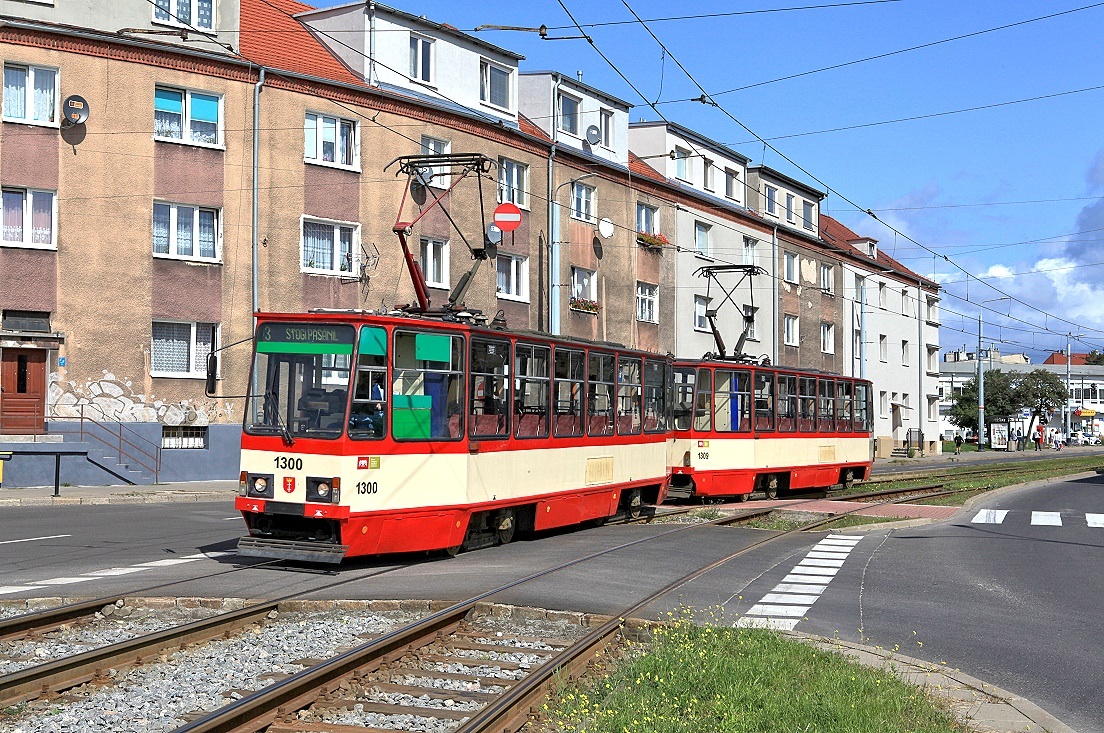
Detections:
47,370,237,425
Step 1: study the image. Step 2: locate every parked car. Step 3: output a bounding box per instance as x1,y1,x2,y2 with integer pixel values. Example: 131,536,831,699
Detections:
1069,431,1101,446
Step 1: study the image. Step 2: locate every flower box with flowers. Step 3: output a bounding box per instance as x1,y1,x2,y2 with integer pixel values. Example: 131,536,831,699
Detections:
569,297,601,314
637,231,669,250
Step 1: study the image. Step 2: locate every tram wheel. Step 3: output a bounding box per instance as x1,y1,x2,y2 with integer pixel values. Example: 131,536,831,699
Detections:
764,476,780,500
496,511,516,545
737,492,751,503
443,544,462,557
842,470,855,492
626,489,643,519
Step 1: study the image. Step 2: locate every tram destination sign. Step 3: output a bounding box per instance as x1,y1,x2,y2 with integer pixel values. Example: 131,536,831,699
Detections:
257,323,355,354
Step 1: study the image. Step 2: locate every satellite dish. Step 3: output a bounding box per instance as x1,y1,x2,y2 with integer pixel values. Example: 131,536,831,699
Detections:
410,179,427,205
597,217,615,239
62,95,89,125
486,223,503,245
585,125,602,146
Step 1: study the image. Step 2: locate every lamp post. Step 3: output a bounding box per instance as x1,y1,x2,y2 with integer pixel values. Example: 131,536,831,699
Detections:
549,173,597,336
978,297,1009,449
1065,333,1085,444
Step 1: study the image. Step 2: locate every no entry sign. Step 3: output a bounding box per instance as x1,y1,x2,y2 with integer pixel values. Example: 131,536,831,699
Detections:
492,202,523,232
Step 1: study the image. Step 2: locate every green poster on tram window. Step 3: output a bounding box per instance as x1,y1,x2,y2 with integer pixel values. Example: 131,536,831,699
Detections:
257,323,355,355
359,326,387,356
415,333,452,363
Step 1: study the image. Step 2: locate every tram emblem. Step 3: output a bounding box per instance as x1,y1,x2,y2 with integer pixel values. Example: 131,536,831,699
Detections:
697,440,710,448
283,477,296,493
357,456,380,470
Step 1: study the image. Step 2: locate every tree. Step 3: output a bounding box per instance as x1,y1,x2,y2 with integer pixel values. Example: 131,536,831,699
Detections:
1014,369,1069,427
948,370,1019,434
1085,351,1104,366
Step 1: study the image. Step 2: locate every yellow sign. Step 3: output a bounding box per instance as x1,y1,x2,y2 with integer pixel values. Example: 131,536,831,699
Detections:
1077,409,1097,417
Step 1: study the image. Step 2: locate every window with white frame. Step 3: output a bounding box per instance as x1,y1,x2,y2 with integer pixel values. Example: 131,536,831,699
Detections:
558,93,580,136
153,202,219,261
2,63,57,125
743,305,757,340
419,135,450,186
304,113,356,168
571,181,596,222
496,254,528,301
302,217,357,275
693,295,709,331
599,108,613,147
765,185,777,215
694,221,711,256
854,329,862,358
879,334,888,361
803,200,815,230
878,282,887,308
783,252,797,283
880,390,888,417
154,86,221,146
636,282,658,323
498,158,528,207
901,290,910,315
2,188,55,249
927,346,938,372
153,0,214,31
674,147,690,181
151,321,217,377
926,297,939,322
637,203,658,235
928,396,938,421
479,59,510,109
409,34,433,83
571,266,596,300
725,169,739,199
784,314,799,346
785,193,794,223
855,274,866,303
703,158,715,191
902,340,910,365
819,263,833,293
742,236,757,266
821,322,834,354
420,238,449,288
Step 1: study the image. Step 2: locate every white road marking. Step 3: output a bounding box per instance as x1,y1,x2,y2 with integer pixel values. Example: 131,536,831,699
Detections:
0,534,72,545
136,558,204,567
182,551,235,559
789,566,838,577
746,604,809,618
737,617,798,630
762,593,821,605
1031,511,1063,526
0,585,45,595
807,551,850,559
972,509,1009,524
83,567,149,577
1087,514,1104,528
798,558,845,568
781,573,831,584
223,517,242,521
35,577,96,585
817,540,858,548
826,534,861,542
774,583,827,594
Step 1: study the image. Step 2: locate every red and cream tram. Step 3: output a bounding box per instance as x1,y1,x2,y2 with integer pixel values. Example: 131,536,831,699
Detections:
667,361,874,502
234,312,671,563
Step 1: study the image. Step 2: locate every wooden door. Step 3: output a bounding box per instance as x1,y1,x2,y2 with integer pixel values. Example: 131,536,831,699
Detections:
0,349,47,434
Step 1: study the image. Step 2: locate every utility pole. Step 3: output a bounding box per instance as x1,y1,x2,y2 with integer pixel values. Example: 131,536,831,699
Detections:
977,308,984,450
1066,333,1072,443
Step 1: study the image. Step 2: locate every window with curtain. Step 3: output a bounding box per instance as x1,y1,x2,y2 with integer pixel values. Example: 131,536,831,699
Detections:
153,0,215,31
420,238,449,287
496,254,528,301
152,321,217,376
153,202,220,261
154,86,221,146
304,113,357,167
302,218,357,275
2,188,54,249
498,158,528,206
480,60,510,109
3,64,56,124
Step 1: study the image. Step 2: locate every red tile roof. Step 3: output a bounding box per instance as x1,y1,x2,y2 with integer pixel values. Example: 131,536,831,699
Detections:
628,151,666,183
820,214,937,289
518,113,551,142
1043,352,1090,365
239,0,363,86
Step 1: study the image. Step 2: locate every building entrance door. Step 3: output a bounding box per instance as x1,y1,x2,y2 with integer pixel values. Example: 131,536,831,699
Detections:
0,349,47,434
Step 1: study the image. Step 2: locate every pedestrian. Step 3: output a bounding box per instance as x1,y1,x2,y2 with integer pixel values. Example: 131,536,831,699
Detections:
1035,424,1044,451
954,433,964,455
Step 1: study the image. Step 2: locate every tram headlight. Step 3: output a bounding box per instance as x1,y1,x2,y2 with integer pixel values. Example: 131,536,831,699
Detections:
248,474,274,498
307,476,340,503
316,482,330,498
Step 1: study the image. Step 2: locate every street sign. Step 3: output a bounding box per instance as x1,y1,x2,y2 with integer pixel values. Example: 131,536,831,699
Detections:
492,202,522,232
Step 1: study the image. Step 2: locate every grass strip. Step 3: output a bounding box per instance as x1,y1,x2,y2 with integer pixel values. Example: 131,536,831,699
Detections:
545,617,965,733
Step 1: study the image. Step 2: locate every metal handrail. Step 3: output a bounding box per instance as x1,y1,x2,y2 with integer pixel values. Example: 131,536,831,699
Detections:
47,406,161,482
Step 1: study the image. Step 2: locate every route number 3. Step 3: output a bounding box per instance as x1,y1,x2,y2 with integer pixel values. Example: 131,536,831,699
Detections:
357,481,378,495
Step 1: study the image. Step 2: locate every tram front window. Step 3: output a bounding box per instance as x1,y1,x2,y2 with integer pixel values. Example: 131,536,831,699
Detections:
246,323,355,440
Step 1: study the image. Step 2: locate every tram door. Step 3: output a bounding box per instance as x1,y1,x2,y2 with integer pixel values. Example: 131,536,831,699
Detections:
0,349,47,434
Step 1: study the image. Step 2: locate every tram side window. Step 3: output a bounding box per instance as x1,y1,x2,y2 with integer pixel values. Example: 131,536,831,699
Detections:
470,338,511,438
587,352,616,436
515,344,550,439
672,368,696,431
553,348,585,437
350,326,388,440
778,375,797,432
714,370,740,433
617,357,642,435
694,368,712,432
818,378,836,432
854,383,871,431
754,372,775,431
798,377,817,432
643,360,668,433
392,331,465,440
837,381,854,433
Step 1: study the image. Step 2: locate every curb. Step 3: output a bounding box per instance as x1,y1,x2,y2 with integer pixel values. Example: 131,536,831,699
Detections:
0,492,235,507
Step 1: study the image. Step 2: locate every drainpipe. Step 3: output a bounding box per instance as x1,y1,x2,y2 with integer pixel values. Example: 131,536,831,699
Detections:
548,75,562,335
771,223,778,365
916,277,925,451
252,67,265,322
367,1,378,85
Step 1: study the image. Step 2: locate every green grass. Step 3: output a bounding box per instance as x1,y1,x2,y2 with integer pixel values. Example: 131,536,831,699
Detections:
545,616,964,733
940,441,977,453
821,514,901,529
745,515,805,531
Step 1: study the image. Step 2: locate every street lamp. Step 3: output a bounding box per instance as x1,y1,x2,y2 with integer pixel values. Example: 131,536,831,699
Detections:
549,173,597,335
978,297,1010,449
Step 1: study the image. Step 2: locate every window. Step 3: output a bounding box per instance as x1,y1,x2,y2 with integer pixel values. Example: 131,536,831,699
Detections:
558,93,580,136
469,337,510,438
672,368,696,431
879,334,888,362
153,202,219,261
349,326,388,440
715,370,752,433
785,193,794,222
554,348,585,437
743,305,757,340
393,330,464,441
643,360,668,433
600,108,613,147
587,352,616,436
765,185,777,215
901,290,911,315
154,87,220,146
818,379,835,432
617,357,642,435
304,113,356,168
674,147,690,180
302,217,356,275
802,200,815,230
571,266,596,301
2,63,56,124
515,344,550,438
867,241,877,257
777,375,797,432
878,282,887,308
162,425,208,449
928,396,938,422
636,282,658,323
496,254,528,301
2,188,55,249
419,136,450,186
755,372,775,431
784,314,799,346
821,323,834,354
498,158,528,206
927,347,939,372
703,158,715,191
636,203,658,235
694,295,709,331
783,252,798,283
694,368,712,431
694,221,711,255
479,59,510,109
880,390,889,417
725,169,739,200
798,377,817,431
153,0,214,31
743,236,757,266
571,181,596,222
855,275,866,304
819,263,833,293
151,321,216,377
419,238,449,288
854,329,861,359
409,34,433,83
902,340,910,365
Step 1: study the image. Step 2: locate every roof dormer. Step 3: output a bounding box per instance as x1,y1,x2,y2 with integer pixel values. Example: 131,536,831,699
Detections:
851,236,878,259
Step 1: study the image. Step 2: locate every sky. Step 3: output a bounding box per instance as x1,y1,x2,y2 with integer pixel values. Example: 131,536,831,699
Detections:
311,0,1104,360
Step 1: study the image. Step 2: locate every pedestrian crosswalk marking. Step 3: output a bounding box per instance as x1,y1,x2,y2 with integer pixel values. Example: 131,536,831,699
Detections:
807,550,850,559
1087,513,1104,527
746,604,809,618
762,593,821,605
972,509,1009,524
1031,511,1063,526
799,558,845,568
736,617,798,630
781,573,830,584
774,583,827,594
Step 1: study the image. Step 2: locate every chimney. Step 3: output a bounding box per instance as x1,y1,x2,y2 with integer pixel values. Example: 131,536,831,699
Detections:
576,70,583,82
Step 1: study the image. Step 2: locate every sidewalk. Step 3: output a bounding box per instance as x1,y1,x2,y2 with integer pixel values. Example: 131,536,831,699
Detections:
872,442,1104,475
0,480,237,507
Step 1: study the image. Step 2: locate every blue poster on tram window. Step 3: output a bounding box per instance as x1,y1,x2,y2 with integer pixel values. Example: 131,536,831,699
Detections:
423,372,449,438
